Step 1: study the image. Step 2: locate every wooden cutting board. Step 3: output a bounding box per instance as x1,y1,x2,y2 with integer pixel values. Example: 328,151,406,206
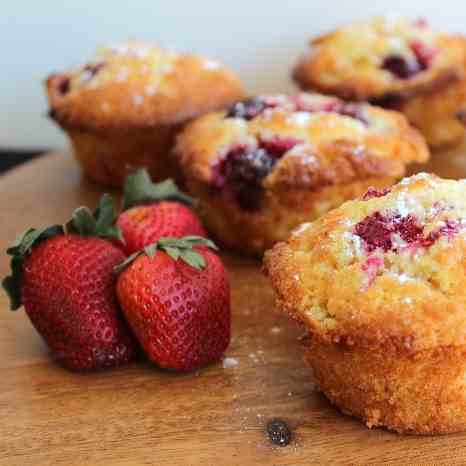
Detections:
2,150,466,466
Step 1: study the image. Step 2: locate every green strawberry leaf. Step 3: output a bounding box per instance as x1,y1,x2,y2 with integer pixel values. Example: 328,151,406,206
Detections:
104,225,125,243
122,169,194,210
179,249,206,269
2,274,21,311
95,193,117,231
144,244,158,258
164,246,181,261
2,225,64,310
114,251,142,274
66,207,97,236
182,236,219,251
114,235,218,274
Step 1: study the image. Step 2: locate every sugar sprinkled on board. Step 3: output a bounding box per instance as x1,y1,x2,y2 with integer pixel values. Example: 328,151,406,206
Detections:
222,357,239,369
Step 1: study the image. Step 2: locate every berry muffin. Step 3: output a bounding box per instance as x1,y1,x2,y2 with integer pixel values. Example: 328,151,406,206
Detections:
173,93,429,257
293,17,466,148
46,41,244,187
264,173,466,434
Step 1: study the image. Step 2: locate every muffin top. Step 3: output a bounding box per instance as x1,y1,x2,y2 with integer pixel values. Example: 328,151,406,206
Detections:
293,17,466,101
46,41,244,129
174,93,428,210
264,173,466,354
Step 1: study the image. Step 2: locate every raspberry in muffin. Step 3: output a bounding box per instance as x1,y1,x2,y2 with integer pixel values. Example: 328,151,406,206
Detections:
46,41,244,187
173,93,429,257
264,173,466,434
293,17,466,148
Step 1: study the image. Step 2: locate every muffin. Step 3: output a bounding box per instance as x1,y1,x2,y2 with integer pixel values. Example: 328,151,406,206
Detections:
46,41,245,187
264,173,466,434
173,93,429,257
293,17,466,148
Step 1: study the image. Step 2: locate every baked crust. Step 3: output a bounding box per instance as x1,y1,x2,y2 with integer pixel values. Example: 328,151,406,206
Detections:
293,17,466,148
45,41,244,186
264,173,466,433
293,18,465,100
306,338,466,434
187,175,397,256
174,93,428,256
264,173,466,352
397,73,466,148
65,125,180,187
46,41,244,130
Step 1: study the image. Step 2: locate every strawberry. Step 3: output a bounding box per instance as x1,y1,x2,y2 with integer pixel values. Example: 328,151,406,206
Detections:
117,169,206,254
116,236,230,371
2,195,137,371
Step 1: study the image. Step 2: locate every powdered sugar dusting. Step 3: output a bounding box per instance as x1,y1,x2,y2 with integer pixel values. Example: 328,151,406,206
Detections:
116,67,129,82
203,59,221,70
145,85,157,96
288,112,311,126
133,95,144,106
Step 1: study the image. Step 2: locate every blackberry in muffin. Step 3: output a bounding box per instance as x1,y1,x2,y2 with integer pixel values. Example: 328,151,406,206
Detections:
46,41,244,187
265,173,466,434
173,93,429,257
293,17,466,148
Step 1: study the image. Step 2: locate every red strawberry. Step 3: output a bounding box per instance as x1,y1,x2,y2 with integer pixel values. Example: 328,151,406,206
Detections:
2,195,137,371
116,237,230,371
117,169,206,254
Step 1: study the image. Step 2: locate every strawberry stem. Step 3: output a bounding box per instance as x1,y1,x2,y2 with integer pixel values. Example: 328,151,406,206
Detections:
66,194,123,242
122,169,194,210
114,236,218,273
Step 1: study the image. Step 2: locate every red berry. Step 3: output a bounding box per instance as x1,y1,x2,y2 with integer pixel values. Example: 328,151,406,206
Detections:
225,97,274,120
362,187,391,200
381,54,423,79
355,212,424,253
116,242,230,371
21,235,136,370
411,40,437,68
118,201,206,254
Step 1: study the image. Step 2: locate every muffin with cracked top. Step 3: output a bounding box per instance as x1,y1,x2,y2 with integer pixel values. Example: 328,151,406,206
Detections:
264,173,466,434
46,41,244,187
293,17,466,148
173,93,429,257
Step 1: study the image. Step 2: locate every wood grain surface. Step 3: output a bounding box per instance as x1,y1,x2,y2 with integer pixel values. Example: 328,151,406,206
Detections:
1,150,466,466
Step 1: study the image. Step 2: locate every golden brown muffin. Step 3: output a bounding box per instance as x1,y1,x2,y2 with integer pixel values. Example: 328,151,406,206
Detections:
264,173,466,434
46,41,245,187
293,17,466,148
173,93,429,257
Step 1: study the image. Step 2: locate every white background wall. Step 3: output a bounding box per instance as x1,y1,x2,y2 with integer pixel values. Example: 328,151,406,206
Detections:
2,0,466,149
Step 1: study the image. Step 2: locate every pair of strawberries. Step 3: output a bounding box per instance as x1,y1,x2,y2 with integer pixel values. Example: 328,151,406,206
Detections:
2,170,230,372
